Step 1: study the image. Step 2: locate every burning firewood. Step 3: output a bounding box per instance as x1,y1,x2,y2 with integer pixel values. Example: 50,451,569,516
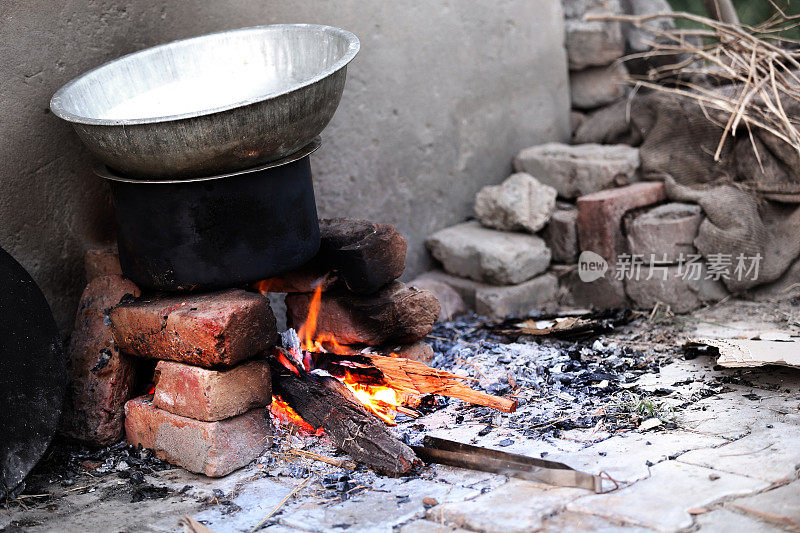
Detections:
330,353,518,413
270,359,421,477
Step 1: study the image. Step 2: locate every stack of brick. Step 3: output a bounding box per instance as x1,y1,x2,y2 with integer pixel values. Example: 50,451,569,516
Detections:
562,0,675,130
420,173,558,319
418,137,727,316
262,219,441,361
622,203,729,313
111,290,277,477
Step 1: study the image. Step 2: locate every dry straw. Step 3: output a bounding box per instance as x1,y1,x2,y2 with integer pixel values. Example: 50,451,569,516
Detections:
588,4,800,163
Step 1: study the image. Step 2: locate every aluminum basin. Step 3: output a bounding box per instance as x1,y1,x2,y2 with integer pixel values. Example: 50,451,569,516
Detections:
50,24,359,178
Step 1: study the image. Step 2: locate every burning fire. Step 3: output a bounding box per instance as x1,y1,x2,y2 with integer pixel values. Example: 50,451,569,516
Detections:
270,396,323,436
289,284,404,425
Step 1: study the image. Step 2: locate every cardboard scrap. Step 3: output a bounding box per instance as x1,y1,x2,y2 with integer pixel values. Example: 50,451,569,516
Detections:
686,338,800,369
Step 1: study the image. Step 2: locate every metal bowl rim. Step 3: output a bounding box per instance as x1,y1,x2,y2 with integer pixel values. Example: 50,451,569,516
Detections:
50,24,359,126
94,137,321,184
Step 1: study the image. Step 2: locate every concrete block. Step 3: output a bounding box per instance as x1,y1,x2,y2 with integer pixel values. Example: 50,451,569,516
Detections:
60,275,141,446
474,173,557,233
624,264,728,314
565,18,625,70
110,289,277,368
414,270,485,310
153,360,271,422
415,270,558,318
426,221,551,285
570,62,628,110
515,143,640,199
625,202,703,263
543,204,579,263
577,181,666,262
558,268,628,309
408,276,467,321
124,396,269,477
475,274,558,318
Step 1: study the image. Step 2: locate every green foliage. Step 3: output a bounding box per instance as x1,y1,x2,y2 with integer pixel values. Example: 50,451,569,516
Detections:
623,392,675,422
668,0,800,37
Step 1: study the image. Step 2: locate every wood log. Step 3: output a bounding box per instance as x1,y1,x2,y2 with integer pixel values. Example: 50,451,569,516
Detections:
314,352,517,413
270,362,421,476
319,218,407,294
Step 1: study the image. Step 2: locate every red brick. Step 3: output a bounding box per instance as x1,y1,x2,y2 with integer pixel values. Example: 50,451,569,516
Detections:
84,245,122,282
577,182,666,262
124,396,270,477
60,275,141,445
153,360,271,421
110,289,277,368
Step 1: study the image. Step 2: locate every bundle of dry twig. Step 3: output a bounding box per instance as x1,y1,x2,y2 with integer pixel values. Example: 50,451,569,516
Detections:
589,6,800,163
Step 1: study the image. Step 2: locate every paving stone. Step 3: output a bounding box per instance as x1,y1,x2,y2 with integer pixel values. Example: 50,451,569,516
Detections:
624,264,729,314
153,359,271,421
548,430,726,483
677,391,789,441
399,520,472,533
474,273,558,319
124,396,269,477
427,221,551,285
570,62,628,110
285,281,440,345
678,422,800,483
110,289,277,368
694,508,786,533
577,181,666,262
430,479,587,533
515,143,640,200
474,172,557,233
539,511,656,532
60,275,142,446
568,461,769,531
565,18,625,70
625,203,703,263
278,478,479,533
408,276,468,321
544,204,579,263
726,479,800,531
84,245,122,282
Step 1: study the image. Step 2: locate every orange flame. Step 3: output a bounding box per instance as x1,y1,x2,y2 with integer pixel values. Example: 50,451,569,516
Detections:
270,396,323,436
298,285,323,351
288,283,405,425
340,371,400,425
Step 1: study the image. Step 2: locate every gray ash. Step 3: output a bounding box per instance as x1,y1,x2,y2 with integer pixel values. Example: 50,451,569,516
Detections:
415,312,677,440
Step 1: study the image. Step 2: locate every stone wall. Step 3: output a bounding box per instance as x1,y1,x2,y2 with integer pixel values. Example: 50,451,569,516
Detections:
0,0,569,333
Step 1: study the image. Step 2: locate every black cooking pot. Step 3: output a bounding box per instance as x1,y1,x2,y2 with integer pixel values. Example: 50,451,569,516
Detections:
96,139,321,291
